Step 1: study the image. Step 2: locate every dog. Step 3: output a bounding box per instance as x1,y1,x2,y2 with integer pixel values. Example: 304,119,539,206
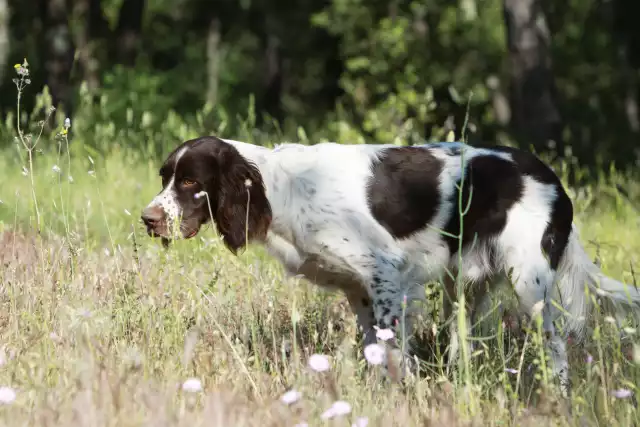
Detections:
141,135,640,394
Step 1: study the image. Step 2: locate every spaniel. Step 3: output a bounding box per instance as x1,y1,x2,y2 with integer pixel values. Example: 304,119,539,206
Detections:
141,135,640,394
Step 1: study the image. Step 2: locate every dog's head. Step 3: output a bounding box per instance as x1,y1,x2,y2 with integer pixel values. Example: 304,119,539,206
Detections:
141,136,272,253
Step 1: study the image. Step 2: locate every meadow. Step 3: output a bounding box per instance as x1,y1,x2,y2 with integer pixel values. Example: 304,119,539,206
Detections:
0,74,639,427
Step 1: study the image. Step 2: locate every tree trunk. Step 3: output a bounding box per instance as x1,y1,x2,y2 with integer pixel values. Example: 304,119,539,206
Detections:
72,0,106,91
613,0,640,132
263,32,283,124
0,0,9,84
206,18,221,107
44,0,74,114
113,0,145,66
503,0,563,156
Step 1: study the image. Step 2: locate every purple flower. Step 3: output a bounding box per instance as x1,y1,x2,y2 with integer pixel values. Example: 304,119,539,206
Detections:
352,417,369,427
375,328,394,341
586,353,593,364
364,343,385,365
0,387,16,404
280,389,301,405
504,368,518,374
308,354,330,372
611,389,633,399
321,400,352,419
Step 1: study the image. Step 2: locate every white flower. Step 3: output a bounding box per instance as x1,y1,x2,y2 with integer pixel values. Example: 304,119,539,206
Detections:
52,165,61,174
280,389,301,405
21,166,28,176
68,175,74,183
182,378,202,392
0,387,16,404
375,327,394,341
308,354,330,372
352,417,369,427
64,118,71,129
364,343,385,365
321,400,352,419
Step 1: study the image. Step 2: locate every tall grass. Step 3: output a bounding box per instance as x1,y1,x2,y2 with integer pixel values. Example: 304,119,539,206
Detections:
0,63,638,426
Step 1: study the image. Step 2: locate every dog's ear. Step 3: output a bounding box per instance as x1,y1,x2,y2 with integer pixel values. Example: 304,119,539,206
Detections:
212,144,272,254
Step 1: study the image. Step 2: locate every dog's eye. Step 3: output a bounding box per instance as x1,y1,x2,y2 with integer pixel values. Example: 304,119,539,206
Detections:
182,179,196,187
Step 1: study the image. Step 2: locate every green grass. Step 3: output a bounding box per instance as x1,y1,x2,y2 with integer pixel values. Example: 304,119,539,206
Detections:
0,140,638,427
0,67,639,425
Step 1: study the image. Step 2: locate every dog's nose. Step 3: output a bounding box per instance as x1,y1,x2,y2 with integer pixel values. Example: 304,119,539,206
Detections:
141,205,165,227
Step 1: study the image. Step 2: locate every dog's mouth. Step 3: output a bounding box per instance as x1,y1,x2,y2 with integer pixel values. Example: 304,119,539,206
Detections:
185,228,199,239
145,223,199,241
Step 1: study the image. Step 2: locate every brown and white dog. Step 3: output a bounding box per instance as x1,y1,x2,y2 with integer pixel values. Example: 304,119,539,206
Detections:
141,135,640,393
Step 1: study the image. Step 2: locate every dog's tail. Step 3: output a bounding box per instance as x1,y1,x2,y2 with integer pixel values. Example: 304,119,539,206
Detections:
556,223,640,341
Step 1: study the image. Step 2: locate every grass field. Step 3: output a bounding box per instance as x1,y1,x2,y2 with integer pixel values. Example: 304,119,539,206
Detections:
0,114,640,426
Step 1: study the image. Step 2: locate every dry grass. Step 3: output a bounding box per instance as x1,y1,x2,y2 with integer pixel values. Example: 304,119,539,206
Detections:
0,137,638,426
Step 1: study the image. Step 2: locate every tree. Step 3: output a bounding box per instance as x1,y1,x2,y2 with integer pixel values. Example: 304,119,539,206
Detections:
44,0,74,113
503,0,563,156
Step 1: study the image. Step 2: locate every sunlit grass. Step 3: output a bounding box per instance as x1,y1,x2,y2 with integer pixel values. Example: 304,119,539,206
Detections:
0,62,638,426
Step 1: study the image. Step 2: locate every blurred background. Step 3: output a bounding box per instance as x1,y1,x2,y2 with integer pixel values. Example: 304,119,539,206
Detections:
1,0,640,179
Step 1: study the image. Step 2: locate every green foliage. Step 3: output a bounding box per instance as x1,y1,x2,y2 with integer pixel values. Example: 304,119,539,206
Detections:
314,0,506,144
0,0,637,171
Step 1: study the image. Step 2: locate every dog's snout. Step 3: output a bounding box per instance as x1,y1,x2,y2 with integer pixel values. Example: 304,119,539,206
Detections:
141,205,165,227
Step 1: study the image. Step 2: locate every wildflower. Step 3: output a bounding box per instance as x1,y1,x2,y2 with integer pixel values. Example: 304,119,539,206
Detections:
585,353,593,364
0,387,16,404
182,378,203,393
364,343,385,365
52,165,61,174
504,368,518,374
308,354,330,372
14,62,28,77
353,417,369,427
604,316,616,325
280,389,301,405
68,175,74,183
375,327,394,341
21,166,28,176
321,400,352,419
88,170,95,177
64,118,71,129
611,389,633,399
195,191,207,200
